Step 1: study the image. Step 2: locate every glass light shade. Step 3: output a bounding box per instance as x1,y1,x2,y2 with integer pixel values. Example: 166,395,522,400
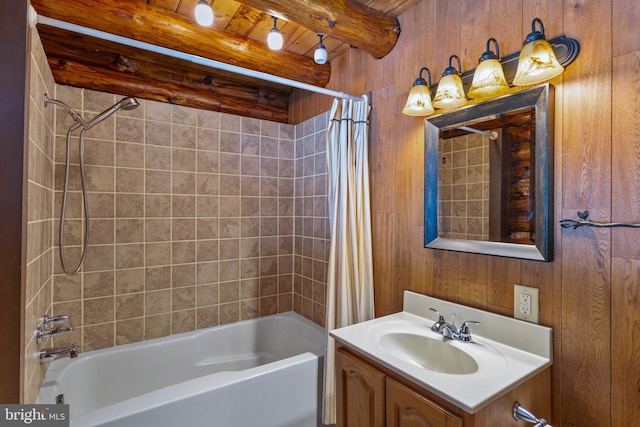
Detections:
513,38,564,86
194,0,213,27
433,74,466,109
268,28,283,50
468,58,509,98
402,84,434,116
314,45,327,64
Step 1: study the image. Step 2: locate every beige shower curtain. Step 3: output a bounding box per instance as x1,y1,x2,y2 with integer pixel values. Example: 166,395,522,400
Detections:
322,95,374,425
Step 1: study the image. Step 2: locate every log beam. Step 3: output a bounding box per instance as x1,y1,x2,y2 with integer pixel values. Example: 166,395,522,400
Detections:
239,0,401,59
38,25,289,103
47,56,289,122
30,0,331,87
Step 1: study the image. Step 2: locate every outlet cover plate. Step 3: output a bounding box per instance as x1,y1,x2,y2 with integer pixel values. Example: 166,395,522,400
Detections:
514,284,539,323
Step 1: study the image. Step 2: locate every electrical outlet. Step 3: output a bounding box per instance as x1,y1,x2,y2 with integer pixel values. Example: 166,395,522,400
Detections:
519,293,531,315
514,284,539,323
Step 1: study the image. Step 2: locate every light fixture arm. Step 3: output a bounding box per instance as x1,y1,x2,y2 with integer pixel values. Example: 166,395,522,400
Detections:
415,67,432,86
525,18,547,43
442,55,462,76
480,38,500,61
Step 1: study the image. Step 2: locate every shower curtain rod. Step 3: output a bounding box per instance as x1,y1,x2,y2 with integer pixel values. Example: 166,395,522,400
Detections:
31,9,363,102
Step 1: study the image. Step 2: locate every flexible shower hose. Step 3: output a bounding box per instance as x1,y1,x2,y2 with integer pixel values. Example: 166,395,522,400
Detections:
59,126,90,275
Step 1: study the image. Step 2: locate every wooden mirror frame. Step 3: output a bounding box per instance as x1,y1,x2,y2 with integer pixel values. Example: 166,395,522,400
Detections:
424,84,554,261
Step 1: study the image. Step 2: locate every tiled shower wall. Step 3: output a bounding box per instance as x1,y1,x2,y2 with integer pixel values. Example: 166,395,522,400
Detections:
293,112,330,327
47,89,333,354
24,26,56,404
50,87,303,351
438,133,490,241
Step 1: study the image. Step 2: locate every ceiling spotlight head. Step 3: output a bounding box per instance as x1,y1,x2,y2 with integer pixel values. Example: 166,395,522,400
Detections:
195,0,213,27
314,34,327,64
267,16,284,50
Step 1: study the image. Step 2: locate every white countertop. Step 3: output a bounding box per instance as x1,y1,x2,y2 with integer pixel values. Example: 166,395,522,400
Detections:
330,291,552,414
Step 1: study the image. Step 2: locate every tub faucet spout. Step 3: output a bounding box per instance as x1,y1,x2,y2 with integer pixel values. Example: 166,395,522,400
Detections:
39,344,78,363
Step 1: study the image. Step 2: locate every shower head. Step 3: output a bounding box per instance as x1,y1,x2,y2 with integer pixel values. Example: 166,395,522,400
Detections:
84,97,139,130
118,97,140,111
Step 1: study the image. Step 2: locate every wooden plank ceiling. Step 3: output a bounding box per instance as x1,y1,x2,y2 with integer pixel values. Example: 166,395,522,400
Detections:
31,0,420,123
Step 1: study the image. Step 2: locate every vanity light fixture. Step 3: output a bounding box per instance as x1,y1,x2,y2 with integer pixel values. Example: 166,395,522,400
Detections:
468,38,509,99
402,67,434,116
513,18,564,86
314,34,328,64
267,16,284,50
433,55,466,109
402,17,579,116
194,0,213,27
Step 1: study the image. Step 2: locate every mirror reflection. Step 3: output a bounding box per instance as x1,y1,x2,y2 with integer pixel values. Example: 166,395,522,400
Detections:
424,85,553,261
438,106,535,244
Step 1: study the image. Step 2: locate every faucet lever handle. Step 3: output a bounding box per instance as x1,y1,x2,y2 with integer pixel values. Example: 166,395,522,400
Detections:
429,308,446,333
429,308,445,322
459,321,480,342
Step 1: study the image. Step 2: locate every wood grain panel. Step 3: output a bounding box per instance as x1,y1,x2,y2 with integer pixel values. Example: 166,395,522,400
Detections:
560,208,611,426
612,0,640,57
490,0,523,59
611,51,640,259
434,0,461,74
459,0,489,73
562,0,612,210
611,257,640,426
336,347,386,427
0,1,28,404
387,378,462,427
457,253,488,310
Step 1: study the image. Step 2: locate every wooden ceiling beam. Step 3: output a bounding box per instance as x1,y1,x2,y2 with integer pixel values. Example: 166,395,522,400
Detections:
47,56,290,122
30,0,331,87
237,0,401,59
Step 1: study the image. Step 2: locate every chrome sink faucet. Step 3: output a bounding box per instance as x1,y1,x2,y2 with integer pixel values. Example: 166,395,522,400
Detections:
429,308,480,342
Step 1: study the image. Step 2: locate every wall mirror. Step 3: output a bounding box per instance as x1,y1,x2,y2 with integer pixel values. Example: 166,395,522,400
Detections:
424,84,553,261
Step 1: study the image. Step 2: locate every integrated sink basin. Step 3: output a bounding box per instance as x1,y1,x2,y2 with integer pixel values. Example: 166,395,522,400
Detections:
378,332,479,374
330,291,553,413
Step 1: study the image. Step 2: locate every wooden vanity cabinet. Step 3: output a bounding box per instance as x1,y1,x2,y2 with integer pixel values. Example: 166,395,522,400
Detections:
335,346,551,427
335,346,386,427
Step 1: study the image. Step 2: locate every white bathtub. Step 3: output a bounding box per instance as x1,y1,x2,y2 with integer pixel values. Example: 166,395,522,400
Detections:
36,312,328,427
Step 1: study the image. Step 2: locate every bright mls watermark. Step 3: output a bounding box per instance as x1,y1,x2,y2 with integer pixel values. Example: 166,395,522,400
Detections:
0,405,69,426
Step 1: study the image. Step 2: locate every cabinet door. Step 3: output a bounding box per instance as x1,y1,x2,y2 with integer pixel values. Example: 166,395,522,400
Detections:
386,378,463,427
336,348,386,427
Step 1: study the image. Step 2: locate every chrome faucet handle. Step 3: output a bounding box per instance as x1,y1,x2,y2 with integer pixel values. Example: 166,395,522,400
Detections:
43,314,73,327
429,308,446,332
37,314,75,344
459,321,480,342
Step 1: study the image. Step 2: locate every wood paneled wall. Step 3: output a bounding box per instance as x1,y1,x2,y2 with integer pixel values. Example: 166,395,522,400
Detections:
0,1,29,403
289,1,640,425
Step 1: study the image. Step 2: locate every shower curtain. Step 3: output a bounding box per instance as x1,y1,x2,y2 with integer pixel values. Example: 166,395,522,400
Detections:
322,95,374,425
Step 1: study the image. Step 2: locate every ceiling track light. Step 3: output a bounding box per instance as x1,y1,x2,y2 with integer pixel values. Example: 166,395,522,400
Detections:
314,34,328,64
267,16,284,50
194,0,213,27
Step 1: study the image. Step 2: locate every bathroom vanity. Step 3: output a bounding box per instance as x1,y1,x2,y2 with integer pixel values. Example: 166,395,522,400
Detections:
331,291,552,426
